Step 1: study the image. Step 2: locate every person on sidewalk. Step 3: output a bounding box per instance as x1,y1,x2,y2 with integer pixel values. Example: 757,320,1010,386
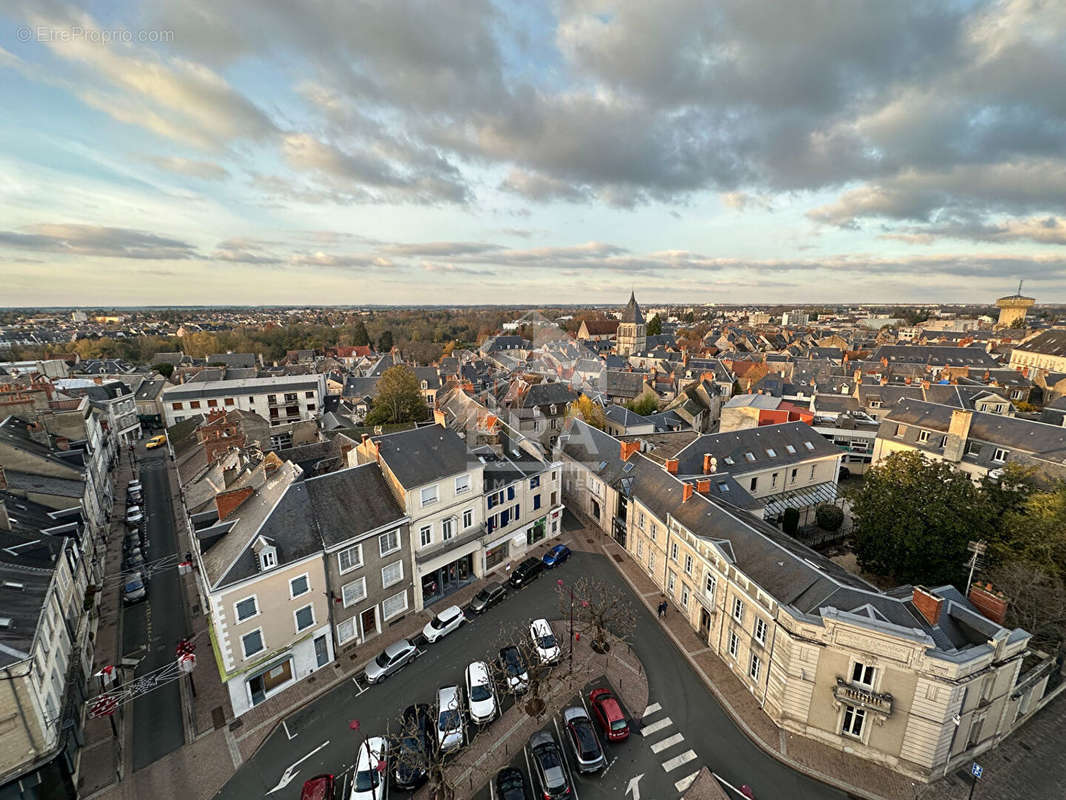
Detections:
657,600,668,618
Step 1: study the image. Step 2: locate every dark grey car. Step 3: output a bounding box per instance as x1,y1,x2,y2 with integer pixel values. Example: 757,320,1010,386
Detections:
529,730,571,799
469,582,507,614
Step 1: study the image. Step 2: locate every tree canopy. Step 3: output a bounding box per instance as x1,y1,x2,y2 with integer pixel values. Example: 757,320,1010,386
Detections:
646,314,662,336
365,365,430,426
625,393,659,416
566,394,606,430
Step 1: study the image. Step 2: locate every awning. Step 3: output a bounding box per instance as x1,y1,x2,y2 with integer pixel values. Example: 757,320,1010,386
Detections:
762,481,839,517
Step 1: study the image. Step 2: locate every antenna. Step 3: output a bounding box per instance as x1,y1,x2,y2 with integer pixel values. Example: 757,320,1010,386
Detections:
1017,279,1023,296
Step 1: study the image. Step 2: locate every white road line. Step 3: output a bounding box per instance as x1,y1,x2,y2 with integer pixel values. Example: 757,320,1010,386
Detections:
675,771,701,793
649,732,685,754
351,676,367,695
639,717,673,737
642,702,662,718
282,719,297,740
661,750,697,773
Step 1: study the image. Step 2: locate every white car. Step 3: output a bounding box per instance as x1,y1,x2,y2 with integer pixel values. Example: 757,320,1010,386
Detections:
436,685,465,753
125,506,143,525
422,605,465,643
465,661,497,724
530,618,561,665
350,736,388,800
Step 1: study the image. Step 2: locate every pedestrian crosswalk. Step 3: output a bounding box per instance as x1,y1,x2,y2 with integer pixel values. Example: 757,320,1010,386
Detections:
639,699,704,795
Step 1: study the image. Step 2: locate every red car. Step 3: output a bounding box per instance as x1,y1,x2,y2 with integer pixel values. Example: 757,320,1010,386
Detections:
589,688,629,741
300,774,335,800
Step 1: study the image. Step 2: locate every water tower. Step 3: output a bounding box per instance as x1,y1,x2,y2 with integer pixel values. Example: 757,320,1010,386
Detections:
995,281,1034,329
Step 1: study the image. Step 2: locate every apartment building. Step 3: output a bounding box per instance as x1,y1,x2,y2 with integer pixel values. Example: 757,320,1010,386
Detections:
53,379,141,446
873,400,1066,484
0,492,96,799
619,452,1052,783
161,375,326,427
556,418,631,541
1008,329,1066,373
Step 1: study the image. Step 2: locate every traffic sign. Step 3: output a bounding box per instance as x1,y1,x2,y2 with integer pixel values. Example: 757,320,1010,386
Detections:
971,762,983,779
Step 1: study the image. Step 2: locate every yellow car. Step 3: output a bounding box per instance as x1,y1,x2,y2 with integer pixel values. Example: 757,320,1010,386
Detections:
145,435,167,449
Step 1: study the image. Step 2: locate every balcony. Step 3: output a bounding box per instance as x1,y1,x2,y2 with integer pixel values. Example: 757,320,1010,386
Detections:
833,677,893,717
416,524,485,565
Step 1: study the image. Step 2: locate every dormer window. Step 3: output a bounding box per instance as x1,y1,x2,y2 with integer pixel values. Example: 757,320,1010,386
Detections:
259,546,277,571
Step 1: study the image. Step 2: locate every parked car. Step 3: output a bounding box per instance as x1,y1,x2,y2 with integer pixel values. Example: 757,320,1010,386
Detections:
127,479,142,492
469,582,507,615
125,506,143,526
145,434,167,449
435,685,465,753
530,618,560,665
299,774,336,800
465,661,497,724
350,736,388,800
542,544,571,568
562,706,606,773
364,639,418,684
393,704,432,791
495,767,532,800
127,487,143,504
589,688,629,741
124,551,145,572
122,573,147,605
528,731,571,799
422,605,465,643
509,557,544,588
497,645,529,694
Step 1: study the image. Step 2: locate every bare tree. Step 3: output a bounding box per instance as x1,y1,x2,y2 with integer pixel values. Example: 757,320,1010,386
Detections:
385,689,474,800
557,576,636,654
987,562,1066,651
488,619,568,720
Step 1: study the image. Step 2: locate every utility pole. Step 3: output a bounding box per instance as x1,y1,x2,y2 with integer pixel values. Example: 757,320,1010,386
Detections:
965,541,987,595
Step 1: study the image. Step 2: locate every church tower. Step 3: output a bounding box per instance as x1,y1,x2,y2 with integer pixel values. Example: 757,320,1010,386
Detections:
616,292,647,356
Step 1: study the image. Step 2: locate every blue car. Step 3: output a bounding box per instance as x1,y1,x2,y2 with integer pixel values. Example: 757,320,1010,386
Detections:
543,544,571,568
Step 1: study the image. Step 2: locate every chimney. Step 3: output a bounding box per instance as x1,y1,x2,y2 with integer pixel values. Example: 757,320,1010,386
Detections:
881,356,888,367
682,483,694,503
880,376,888,386
968,583,1008,625
912,586,944,626
0,499,9,532
703,453,717,474
696,478,711,494
853,369,862,383
620,440,641,461
904,376,912,385
665,459,678,474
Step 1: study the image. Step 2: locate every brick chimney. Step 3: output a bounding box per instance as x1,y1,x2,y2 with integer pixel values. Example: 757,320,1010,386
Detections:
703,453,716,474
968,583,1008,625
912,586,944,626
943,409,973,462
665,459,678,474
921,379,930,390
696,478,711,494
620,440,641,461
682,483,694,502
879,376,888,386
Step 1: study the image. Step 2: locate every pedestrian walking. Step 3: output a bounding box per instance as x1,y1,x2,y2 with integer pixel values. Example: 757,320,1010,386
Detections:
657,600,667,618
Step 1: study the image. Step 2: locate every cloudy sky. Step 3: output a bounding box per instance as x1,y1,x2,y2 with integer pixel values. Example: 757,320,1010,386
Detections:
1,0,1065,306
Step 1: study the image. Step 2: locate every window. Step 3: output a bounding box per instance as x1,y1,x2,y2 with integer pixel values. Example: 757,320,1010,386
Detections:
917,430,930,443
225,398,234,406
744,451,756,462
382,590,408,620
342,578,367,608
337,618,357,644
749,476,758,491
533,494,541,510
379,529,400,557
732,597,744,623
749,653,761,681
381,561,404,589
455,474,471,494
895,424,905,437
684,554,694,575
993,448,1009,463
294,604,315,632
939,435,948,448
706,573,717,598
208,399,218,408
241,629,264,658
171,402,183,410
790,468,798,483
754,618,767,645
667,571,676,594
420,485,438,506
338,545,363,574
530,475,540,489
463,508,473,529
305,391,315,398
670,542,679,562
810,464,817,479
507,486,516,501
681,584,690,608
419,525,432,547
728,631,739,658
851,661,876,689
190,400,201,409
637,540,644,557
804,441,815,451
638,512,646,530
442,518,454,540
290,574,310,598
647,551,655,572
967,441,982,456
235,596,258,622
842,705,865,738
771,472,778,488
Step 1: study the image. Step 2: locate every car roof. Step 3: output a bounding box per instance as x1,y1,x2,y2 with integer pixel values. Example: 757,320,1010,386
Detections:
593,692,623,715
529,730,554,747
466,660,491,683
439,604,462,617
562,706,589,723
300,775,333,800
520,556,540,566
437,684,459,702
531,618,551,632
384,639,413,656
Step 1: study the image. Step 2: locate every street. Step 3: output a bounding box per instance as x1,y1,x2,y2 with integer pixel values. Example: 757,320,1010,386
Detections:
120,442,188,770
214,550,846,800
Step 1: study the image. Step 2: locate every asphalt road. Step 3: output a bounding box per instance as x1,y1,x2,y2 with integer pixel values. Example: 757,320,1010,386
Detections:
121,443,187,771
214,550,848,800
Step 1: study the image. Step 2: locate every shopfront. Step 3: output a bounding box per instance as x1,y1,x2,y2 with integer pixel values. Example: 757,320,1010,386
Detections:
484,542,509,572
420,553,474,606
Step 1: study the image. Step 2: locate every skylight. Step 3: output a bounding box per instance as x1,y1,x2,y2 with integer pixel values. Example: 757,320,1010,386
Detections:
804,441,815,450
766,448,776,457
744,452,756,461
723,456,735,465
785,444,796,454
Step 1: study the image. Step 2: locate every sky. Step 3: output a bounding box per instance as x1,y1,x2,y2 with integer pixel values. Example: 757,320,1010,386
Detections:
1,0,1065,307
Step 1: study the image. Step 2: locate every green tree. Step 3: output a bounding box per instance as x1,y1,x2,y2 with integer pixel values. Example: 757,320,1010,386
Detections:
566,394,607,430
365,365,429,425
377,329,394,352
848,451,990,586
350,320,370,347
625,393,659,416
152,362,174,379
646,314,662,336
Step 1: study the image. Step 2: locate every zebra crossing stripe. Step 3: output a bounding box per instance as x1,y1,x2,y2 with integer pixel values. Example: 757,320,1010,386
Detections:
640,717,673,737
650,732,685,754
642,702,662,718
674,771,701,792
661,750,697,772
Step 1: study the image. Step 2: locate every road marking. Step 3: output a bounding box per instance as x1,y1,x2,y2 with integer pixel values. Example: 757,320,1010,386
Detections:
352,676,368,696
675,770,701,793
266,739,330,794
282,720,297,740
625,773,644,800
650,732,685,753
642,702,661,718
639,717,672,737
661,750,697,773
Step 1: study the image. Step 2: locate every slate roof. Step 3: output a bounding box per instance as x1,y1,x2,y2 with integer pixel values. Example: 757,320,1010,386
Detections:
371,424,470,488
161,375,321,400
1012,328,1066,357
605,371,646,398
674,421,841,476
620,293,645,325
343,376,381,399
304,463,406,548
604,405,655,428
870,345,999,368
207,353,257,368
558,418,631,490
519,382,578,408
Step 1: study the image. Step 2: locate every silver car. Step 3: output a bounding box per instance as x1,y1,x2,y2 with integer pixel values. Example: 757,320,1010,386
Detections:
436,685,465,753
562,706,606,773
364,639,417,684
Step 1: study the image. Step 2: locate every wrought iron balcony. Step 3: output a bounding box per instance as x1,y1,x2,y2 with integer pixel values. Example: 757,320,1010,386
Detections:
833,677,893,716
